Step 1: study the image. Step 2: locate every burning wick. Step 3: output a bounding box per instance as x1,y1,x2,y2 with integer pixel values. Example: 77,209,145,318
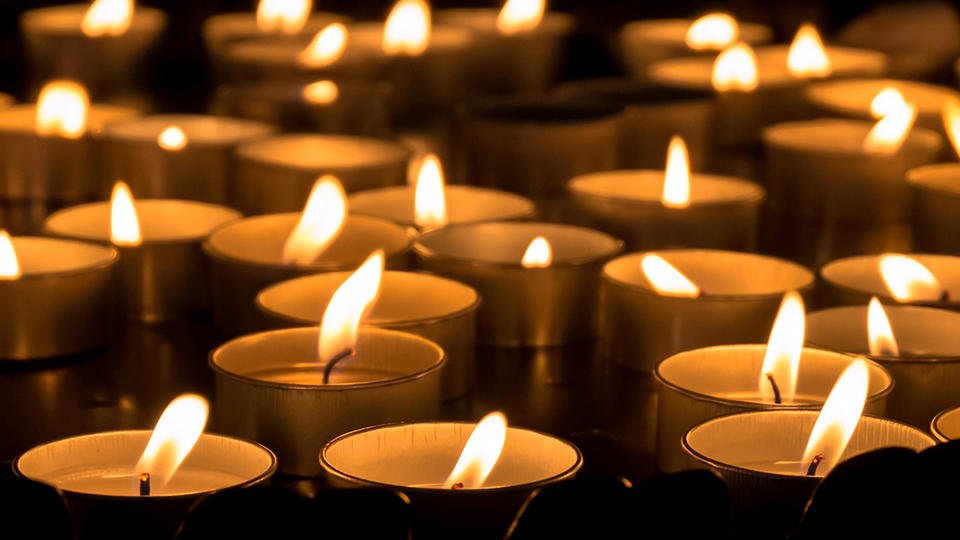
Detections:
322,348,355,384
139,472,150,496
806,453,825,476
451,482,464,490
764,373,782,404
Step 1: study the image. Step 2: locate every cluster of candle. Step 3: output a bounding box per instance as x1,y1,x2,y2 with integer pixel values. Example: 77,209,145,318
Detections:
3,1,960,539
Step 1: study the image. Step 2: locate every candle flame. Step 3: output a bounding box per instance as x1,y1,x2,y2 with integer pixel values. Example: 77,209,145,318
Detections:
443,412,508,489
759,291,805,403
521,236,552,268
496,0,545,35
942,96,960,159
879,254,945,302
110,181,142,246
382,0,431,56
36,81,89,139
256,0,312,34
787,23,831,78
867,297,899,357
863,88,916,154
318,250,384,364
800,359,869,476
282,175,347,265
134,394,209,491
661,135,691,209
302,80,339,104
711,42,758,92
0,231,21,280
298,23,347,68
81,0,134,38
640,254,700,298
685,13,739,51
413,154,448,230
157,126,187,151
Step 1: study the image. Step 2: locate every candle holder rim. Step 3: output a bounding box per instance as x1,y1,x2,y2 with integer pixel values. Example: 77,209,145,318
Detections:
804,77,960,117
620,18,773,38
347,185,537,226
465,97,625,124
930,406,960,443
100,113,276,146
819,253,960,308
319,421,583,493
0,103,143,135
554,77,715,105
654,344,894,407
13,430,277,501
235,133,412,171
905,162,960,195
19,4,168,27
219,78,394,105
208,326,446,391
413,221,624,269
256,270,482,328
761,118,943,155
2,236,119,279
435,7,575,34
568,169,766,206
649,57,805,92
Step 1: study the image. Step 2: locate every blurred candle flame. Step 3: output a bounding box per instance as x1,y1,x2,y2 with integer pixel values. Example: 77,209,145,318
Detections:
867,297,899,357
298,23,347,68
110,181,142,246
640,254,700,298
496,0,545,35
36,81,89,139
134,394,209,491
521,236,552,268
256,0,312,34
942,96,960,159
759,291,805,403
863,88,916,154
302,80,339,104
0,231,20,280
787,23,831,78
878,254,945,302
711,42,758,92
82,0,134,38
443,411,508,489
414,154,448,230
685,13,739,50
318,251,384,364
869,88,908,118
661,135,691,209
382,0,431,56
800,359,869,476
157,126,187,151
282,175,347,265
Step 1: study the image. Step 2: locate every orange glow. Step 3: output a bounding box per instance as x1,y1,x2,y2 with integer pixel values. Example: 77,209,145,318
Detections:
157,126,187,151
942,96,960,159
298,23,347,68
110,181,142,246
787,23,831,78
496,0,545,35
867,297,899,357
35,81,89,139
521,236,552,268
711,43,758,92
685,13,739,51
382,0,431,56
443,411,508,489
302,80,339,104
759,291,805,403
318,250,384,364
863,88,916,154
413,154,448,230
878,254,945,302
134,394,209,491
800,359,869,476
640,254,700,298
256,0,312,34
81,0,134,38
0,231,20,280
282,175,347,265
661,135,691,209
869,87,908,119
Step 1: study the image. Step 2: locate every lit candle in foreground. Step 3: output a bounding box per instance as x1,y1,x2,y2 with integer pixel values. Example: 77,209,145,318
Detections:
211,252,445,476
320,412,581,539
15,394,276,539
819,253,959,309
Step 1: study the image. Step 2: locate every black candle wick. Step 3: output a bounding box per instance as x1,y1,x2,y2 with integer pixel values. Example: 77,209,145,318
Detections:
139,472,150,496
765,373,782,404
806,454,824,476
940,290,951,302
322,348,356,384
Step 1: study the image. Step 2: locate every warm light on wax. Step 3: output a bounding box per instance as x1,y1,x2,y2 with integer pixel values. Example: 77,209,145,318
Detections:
867,297,899,357
786,23,831,78
256,0,312,34
943,96,960,159
157,126,187,151
298,23,347,68
36,81,90,139
443,411,508,489
878,254,945,302
81,0,134,38
759,291,805,403
282,175,347,265
863,88,917,154
685,13,739,51
712,42,758,92
800,359,869,476
382,0,431,56
521,236,552,268
134,394,209,491
640,254,700,298
413,154,448,230
661,135,691,209
110,181,142,246
496,0,545,35
0,231,20,280
302,80,339,104
318,250,384,364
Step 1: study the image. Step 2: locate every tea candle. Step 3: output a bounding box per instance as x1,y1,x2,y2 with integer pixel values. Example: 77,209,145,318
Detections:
101,114,275,204
907,163,960,253
44,183,241,322
931,405,960,442
819,253,960,309
602,250,813,372
0,233,118,360
414,222,623,346
235,133,409,214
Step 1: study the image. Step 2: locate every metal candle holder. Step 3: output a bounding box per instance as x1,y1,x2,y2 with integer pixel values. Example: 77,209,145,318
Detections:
818,253,960,310
907,163,960,254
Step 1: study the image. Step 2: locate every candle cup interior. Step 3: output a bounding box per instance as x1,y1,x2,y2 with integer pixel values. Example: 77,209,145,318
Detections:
437,8,574,36
806,305,960,358
205,214,410,268
805,78,960,120
415,221,621,266
45,200,241,243
0,104,140,134
9,237,117,275
820,254,960,306
346,22,473,54
321,422,581,490
348,186,535,227
604,250,813,297
762,118,942,155
906,163,960,195
620,19,773,47
20,5,166,36
16,431,276,498
931,406,960,442
258,271,479,327
569,170,764,205
467,97,623,124
102,114,274,146
753,45,888,78
237,133,409,170
211,327,444,387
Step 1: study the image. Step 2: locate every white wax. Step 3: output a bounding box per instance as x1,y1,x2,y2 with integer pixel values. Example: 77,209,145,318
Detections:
437,8,573,37
102,114,273,146
21,4,165,37
806,78,960,119
933,406,960,441
345,22,473,56
45,200,241,243
806,305,960,357
237,133,409,169
0,104,139,134
10,236,115,275
568,170,763,205
820,254,960,304
621,18,772,47
55,468,248,497
347,185,535,227
762,118,941,154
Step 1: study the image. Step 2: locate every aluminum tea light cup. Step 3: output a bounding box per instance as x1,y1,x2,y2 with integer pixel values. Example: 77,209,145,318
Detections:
654,344,893,473
100,114,275,204
235,133,409,214
931,406,960,442
907,163,960,254
602,250,814,372
0,234,118,360
221,32,378,84
818,253,960,310
414,221,623,346
211,327,445,476
348,185,535,229
807,304,960,428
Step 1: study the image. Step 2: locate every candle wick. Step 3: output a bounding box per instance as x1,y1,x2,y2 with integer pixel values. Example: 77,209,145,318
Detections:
765,373,782,404
940,290,951,302
322,348,356,384
139,472,150,496
451,482,464,491
805,453,824,476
